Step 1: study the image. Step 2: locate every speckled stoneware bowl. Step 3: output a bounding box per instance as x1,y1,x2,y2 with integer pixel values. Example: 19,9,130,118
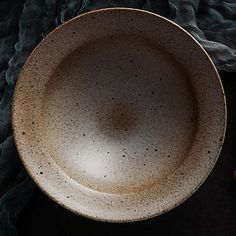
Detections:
12,8,226,222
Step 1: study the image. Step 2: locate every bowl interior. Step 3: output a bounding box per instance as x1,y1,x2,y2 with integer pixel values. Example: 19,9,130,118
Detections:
43,35,197,194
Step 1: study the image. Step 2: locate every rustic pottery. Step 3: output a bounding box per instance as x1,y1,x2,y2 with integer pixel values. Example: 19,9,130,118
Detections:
12,8,226,222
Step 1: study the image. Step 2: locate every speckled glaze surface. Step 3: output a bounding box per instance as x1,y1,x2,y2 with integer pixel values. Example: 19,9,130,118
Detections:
12,8,226,222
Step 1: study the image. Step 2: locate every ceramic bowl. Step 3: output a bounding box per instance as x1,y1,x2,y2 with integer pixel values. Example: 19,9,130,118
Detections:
12,8,226,222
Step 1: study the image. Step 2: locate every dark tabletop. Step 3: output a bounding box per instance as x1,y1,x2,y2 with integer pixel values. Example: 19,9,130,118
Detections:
17,72,236,236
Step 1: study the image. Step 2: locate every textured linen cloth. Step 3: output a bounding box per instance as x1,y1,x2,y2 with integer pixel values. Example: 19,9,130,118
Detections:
0,0,235,235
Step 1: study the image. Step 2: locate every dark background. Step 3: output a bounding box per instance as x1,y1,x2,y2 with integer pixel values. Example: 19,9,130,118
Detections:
17,72,236,236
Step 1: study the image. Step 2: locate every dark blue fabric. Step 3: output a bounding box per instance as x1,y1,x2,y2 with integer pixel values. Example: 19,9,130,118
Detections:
0,0,235,235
